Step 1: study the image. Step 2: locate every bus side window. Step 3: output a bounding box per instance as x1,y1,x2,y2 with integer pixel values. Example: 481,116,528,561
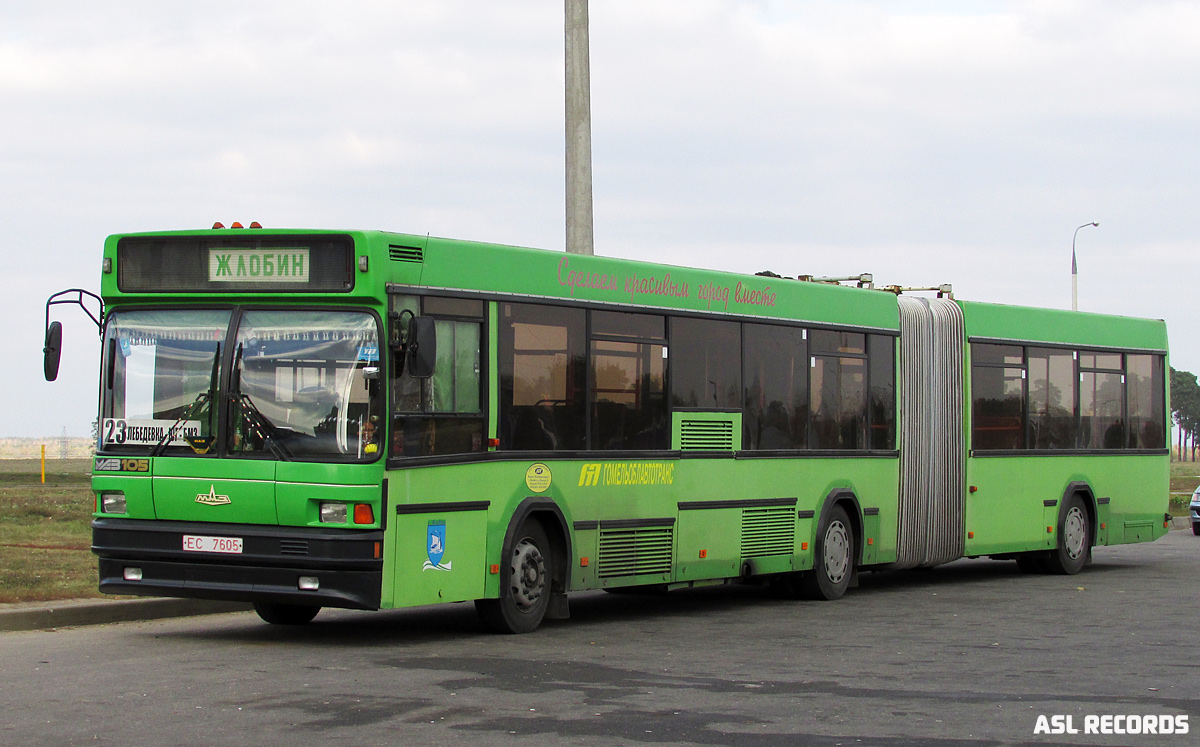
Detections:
498,303,586,451
1126,354,1165,449
390,295,484,457
809,330,867,450
742,323,807,450
971,343,1026,450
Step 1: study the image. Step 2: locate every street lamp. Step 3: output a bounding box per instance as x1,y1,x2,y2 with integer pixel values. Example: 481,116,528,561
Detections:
1071,221,1099,311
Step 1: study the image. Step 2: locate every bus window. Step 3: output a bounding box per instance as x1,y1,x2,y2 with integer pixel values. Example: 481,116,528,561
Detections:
743,323,807,450
1126,354,1165,448
589,311,666,450
1079,354,1124,450
499,303,586,450
1027,348,1076,449
810,329,867,449
669,317,741,409
99,309,231,454
867,334,896,450
229,310,382,460
971,344,1025,450
390,295,484,457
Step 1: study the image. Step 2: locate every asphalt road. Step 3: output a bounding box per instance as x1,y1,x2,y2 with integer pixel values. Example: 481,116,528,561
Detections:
2,531,1197,747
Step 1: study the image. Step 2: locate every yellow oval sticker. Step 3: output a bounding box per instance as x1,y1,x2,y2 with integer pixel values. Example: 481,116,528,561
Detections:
525,463,552,493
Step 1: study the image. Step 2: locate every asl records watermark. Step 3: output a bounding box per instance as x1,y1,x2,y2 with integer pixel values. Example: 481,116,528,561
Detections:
1035,714,1188,736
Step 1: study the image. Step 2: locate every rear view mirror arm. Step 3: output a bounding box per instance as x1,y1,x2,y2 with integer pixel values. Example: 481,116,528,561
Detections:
45,288,104,335
43,289,104,383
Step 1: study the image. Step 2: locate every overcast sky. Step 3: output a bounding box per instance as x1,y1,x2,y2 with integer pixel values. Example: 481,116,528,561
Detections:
4,0,1199,440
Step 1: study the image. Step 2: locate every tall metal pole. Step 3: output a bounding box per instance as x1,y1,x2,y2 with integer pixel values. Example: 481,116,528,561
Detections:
1070,221,1098,311
565,0,594,255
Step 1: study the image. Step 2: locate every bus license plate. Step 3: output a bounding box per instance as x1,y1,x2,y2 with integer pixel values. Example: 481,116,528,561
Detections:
182,534,243,554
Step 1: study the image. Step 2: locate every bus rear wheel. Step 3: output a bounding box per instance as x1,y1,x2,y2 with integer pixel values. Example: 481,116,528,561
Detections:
476,520,551,634
795,505,854,600
253,602,320,625
1045,495,1090,575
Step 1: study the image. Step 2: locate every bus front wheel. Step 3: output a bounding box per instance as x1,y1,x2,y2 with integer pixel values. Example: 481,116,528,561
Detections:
253,602,320,625
795,505,855,600
476,520,551,634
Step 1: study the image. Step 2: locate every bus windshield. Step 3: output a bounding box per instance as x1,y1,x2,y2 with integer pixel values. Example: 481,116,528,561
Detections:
100,308,382,460
100,309,230,453
229,310,381,459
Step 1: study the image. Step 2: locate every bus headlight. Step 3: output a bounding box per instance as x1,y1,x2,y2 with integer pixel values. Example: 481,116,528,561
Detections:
319,502,347,523
101,492,127,514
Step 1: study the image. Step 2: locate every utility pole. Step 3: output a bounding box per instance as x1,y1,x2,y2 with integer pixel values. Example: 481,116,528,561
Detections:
565,0,594,255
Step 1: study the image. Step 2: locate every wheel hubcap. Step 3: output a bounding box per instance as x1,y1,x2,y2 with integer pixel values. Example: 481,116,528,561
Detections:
509,538,545,611
823,520,850,584
1063,506,1087,560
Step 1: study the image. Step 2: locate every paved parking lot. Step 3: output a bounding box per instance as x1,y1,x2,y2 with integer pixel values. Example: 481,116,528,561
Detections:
2,530,1197,746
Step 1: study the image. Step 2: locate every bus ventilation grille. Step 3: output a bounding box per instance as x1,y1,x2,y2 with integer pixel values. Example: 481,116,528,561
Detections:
279,540,309,556
388,245,424,263
741,507,796,557
678,419,735,451
597,526,673,578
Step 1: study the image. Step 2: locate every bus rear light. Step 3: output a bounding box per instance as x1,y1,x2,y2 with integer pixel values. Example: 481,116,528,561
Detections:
123,567,142,581
373,542,381,559
353,503,374,524
487,438,500,448
319,502,347,523
212,222,225,229
231,221,244,229
298,576,319,591
249,221,262,229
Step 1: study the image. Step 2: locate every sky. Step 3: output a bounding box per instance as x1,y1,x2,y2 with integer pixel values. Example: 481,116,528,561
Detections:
3,0,1199,439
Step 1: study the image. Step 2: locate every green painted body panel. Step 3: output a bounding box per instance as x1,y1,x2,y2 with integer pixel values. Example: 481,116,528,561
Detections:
275,462,383,527
381,455,898,609
92,474,152,518
965,454,1168,556
390,508,488,607
102,229,899,332
960,300,1168,352
151,458,277,524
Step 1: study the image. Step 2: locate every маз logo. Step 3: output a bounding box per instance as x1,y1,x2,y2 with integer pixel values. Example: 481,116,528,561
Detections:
195,485,231,506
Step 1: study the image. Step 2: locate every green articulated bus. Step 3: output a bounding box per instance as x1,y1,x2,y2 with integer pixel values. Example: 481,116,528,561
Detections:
42,227,1170,632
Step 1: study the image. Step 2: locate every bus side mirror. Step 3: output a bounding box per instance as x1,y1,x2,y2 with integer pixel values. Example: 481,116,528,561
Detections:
407,316,437,379
43,321,63,382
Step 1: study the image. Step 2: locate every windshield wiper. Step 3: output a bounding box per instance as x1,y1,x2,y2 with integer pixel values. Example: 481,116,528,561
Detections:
149,343,220,458
230,342,290,461
234,392,291,461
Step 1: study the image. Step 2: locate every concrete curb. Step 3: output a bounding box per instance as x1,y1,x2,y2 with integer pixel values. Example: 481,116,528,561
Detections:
0,598,252,633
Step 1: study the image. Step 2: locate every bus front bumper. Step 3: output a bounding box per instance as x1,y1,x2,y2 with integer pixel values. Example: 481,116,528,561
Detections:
92,517,383,610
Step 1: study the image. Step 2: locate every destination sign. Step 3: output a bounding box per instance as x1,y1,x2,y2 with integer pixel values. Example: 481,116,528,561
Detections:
116,234,354,293
209,248,310,283
102,418,200,447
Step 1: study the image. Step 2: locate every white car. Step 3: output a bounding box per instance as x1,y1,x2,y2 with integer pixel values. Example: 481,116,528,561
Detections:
1191,486,1200,536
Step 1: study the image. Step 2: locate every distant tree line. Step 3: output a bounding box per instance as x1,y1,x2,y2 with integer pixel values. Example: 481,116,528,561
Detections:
1171,367,1200,460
